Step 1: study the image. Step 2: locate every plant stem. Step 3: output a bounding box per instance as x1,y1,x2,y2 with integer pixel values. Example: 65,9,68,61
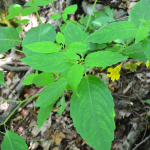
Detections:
0,131,5,134
124,37,135,47
31,0,43,24
0,94,40,126
0,99,21,103
12,48,24,53
50,1,62,32
84,0,98,32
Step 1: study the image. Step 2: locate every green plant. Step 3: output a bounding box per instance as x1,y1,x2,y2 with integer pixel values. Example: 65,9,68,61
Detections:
0,0,150,149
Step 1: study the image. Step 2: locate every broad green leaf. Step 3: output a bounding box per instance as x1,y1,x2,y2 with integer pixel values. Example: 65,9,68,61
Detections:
104,6,114,18
37,103,54,129
64,23,88,46
34,79,67,107
22,73,37,85
16,26,22,34
57,97,66,116
56,32,65,44
89,43,107,51
135,26,149,44
123,42,147,62
0,27,21,53
21,19,30,23
1,130,28,150
70,75,115,150
25,41,62,53
24,0,51,7
85,21,138,44
83,15,95,27
85,51,128,68
92,17,114,29
93,12,107,18
63,4,77,14
0,71,5,85
50,14,61,20
22,6,40,16
33,72,55,86
129,0,150,27
5,4,23,20
142,38,150,60
67,42,90,53
105,45,122,53
62,14,67,22
21,52,79,72
22,24,56,56
67,64,84,91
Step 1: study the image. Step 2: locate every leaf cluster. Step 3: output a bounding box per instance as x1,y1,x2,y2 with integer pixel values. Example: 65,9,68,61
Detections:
1,0,150,150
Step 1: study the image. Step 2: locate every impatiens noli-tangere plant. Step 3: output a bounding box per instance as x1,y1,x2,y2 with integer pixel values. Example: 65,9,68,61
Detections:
1,0,150,149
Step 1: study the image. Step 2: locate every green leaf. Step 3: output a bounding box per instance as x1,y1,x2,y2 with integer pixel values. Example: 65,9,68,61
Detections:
22,73,37,85
85,51,128,68
92,17,114,29
62,14,67,22
0,27,21,53
33,72,55,86
1,130,28,150
105,45,122,53
135,26,149,44
142,38,150,60
16,26,22,34
50,14,61,20
25,41,62,53
5,4,23,20
146,99,150,105
85,21,138,44
129,0,150,27
104,6,114,18
83,15,95,27
34,79,67,107
0,71,5,85
37,103,54,129
57,97,66,116
63,4,77,14
21,19,30,23
25,0,51,7
22,24,56,56
21,52,79,72
123,42,147,62
124,62,137,72
15,19,29,24
22,6,40,16
67,64,84,92
67,42,90,53
70,75,115,150
64,23,88,46
56,32,65,44
89,43,107,51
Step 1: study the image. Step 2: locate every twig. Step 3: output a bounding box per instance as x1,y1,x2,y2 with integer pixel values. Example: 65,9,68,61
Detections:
0,65,30,72
0,68,35,124
18,86,46,112
132,135,150,150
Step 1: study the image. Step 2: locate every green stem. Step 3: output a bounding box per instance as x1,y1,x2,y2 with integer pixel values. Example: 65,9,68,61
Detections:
12,48,24,53
0,131,5,134
50,1,62,32
124,38,135,47
0,94,40,126
31,0,43,24
84,0,98,32
0,99,21,103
